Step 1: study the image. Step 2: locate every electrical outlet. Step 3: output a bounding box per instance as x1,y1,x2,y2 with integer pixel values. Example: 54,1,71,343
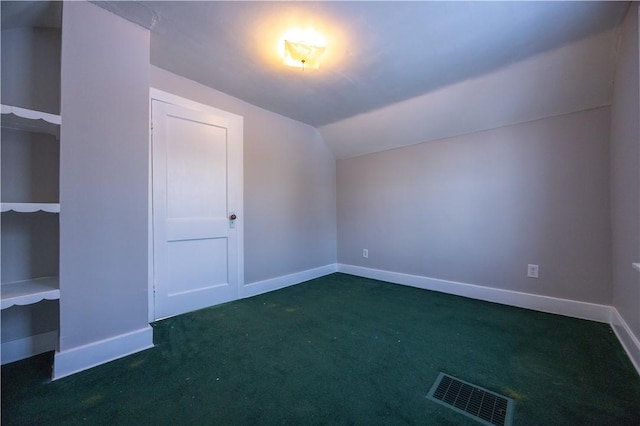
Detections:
527,264,539,278
363,249,368,258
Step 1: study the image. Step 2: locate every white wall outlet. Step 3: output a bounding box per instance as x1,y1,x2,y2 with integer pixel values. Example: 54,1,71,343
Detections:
363,249,369,258
527,264,539,278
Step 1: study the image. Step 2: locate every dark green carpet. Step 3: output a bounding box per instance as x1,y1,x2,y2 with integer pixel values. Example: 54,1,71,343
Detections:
3,273,640,425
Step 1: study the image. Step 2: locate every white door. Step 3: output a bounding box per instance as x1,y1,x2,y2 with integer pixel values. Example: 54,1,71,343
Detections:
152,99,242,320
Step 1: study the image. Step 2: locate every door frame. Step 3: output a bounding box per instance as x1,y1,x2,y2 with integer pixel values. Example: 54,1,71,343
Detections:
148,88,244,322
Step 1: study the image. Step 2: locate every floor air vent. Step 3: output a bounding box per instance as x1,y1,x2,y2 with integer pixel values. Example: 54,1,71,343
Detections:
427,372,514,426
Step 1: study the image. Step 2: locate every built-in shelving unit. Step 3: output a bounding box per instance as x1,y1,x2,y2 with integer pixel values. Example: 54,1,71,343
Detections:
1,0,62,364
0,106,61,313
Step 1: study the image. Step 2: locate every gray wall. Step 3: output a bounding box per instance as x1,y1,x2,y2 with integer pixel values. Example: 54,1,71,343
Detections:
59,2,150,350
611,4,640,339
1,129,59,204
0,26,60,114
337,107,612,304
150,66,337,285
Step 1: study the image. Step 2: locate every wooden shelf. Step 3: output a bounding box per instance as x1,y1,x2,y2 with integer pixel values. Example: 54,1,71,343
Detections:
1,203,60,213
1,104,60,137
1,277,60,310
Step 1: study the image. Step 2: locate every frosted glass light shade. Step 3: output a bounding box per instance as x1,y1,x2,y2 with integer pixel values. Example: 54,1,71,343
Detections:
284,40,326,69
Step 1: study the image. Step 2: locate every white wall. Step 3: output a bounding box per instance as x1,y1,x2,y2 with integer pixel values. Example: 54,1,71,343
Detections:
56,2,152,376
150,66,337,286
610,3,640,352
337,107,612,304
320,30,616,159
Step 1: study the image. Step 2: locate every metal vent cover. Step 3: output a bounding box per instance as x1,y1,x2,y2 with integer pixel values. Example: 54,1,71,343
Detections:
427,372,514,426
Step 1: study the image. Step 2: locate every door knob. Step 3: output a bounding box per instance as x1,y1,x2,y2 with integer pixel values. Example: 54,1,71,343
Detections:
229,214,237,220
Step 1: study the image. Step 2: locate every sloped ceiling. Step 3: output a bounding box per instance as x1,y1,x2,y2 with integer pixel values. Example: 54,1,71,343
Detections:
94,1,628,158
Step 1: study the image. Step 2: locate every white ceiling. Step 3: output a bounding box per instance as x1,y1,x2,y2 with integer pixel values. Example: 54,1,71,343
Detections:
95,1,628,129
5,1,624,157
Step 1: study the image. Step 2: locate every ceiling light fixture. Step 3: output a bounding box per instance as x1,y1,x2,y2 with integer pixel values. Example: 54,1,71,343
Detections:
281,28,326,70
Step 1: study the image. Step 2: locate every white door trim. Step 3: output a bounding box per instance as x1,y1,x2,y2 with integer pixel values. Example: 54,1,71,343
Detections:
148,88,244,322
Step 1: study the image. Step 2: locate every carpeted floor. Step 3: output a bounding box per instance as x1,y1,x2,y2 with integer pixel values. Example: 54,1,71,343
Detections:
2,273,640,425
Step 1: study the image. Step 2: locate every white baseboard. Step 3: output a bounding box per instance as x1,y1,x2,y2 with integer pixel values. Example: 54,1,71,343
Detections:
610,308,640,375
241,264,338,299
53,326,154,380
1,330,58,365
53,265,337,379
338,264,640,375
338,264,612,323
